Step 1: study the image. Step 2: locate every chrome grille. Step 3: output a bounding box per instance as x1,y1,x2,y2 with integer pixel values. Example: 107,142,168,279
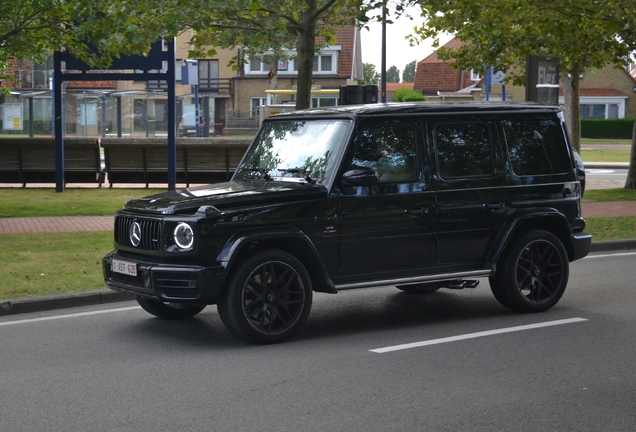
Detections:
115,217,161,251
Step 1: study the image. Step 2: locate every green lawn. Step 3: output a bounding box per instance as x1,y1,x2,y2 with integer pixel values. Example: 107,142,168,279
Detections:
0,188,161,217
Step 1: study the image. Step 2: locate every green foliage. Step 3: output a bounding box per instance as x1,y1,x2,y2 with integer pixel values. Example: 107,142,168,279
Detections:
0,0,191,77
581,119,635,139
402,60,416,82
387,65,400,82
363,63,380,84
393,87,427,102
188,0,362,110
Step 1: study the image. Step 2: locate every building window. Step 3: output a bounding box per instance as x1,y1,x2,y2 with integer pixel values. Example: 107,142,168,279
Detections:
470,70,481,81
198,59,219,90
248,56,272,73
251,97,267,116
311,97,338,108
313,55,334,72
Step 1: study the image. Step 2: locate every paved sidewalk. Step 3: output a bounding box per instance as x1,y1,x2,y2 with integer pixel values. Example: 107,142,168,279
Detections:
0,215,113,234
1,202,636,234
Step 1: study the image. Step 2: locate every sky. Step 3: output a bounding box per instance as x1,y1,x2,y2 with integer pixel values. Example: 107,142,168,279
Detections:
359,6,453,79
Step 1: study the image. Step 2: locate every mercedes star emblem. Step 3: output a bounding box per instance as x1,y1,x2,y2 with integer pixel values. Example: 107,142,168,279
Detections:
130,221,142,247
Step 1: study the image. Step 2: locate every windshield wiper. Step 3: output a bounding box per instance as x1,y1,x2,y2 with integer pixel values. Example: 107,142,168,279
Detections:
277,168,316,184
241,167,272,181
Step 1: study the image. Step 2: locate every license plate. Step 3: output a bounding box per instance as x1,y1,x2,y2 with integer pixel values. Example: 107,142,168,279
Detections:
111,258,137,277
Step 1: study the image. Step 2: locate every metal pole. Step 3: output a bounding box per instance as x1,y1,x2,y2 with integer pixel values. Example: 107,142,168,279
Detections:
167,39,177,191
53,51,65,192
381,5,387,103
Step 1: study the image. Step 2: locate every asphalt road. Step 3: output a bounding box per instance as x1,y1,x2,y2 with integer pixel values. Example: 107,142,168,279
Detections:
1,250,635,431
586,167,628,183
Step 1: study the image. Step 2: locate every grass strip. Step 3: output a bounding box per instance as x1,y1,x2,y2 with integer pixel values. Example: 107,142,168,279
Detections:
579,148,630,163
584,188,636,202
0,232,113,299
0,188,161,218
585,216,636,241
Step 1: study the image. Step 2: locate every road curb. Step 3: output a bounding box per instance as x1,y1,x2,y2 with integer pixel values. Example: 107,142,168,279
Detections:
0,289,133,316
2,238,635,317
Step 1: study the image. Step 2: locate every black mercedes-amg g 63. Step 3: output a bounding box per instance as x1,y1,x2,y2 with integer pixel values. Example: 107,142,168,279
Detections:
103,102,591,344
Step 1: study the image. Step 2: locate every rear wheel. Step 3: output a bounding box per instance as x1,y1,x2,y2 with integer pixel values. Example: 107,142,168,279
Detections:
136,297,206,319
490,230,569,313
218,250,312,344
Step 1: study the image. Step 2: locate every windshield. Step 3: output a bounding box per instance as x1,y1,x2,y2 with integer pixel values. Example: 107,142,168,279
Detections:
234,119,351,185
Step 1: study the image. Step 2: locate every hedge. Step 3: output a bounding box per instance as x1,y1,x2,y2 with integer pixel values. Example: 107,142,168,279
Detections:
581,118,634,139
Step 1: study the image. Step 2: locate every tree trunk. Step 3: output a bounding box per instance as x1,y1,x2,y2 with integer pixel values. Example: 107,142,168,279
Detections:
269,54,279,91
294,11,316,110
625,119,636,189
562,64,582,152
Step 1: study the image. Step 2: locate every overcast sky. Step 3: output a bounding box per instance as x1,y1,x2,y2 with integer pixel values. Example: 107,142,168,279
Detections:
360,6,453,78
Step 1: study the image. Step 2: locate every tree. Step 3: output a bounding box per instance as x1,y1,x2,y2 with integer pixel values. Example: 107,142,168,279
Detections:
387,65,400,82
0,0,190,85
402,60,416,82
413,0,631,154
189,0,361,110
363,62,381,85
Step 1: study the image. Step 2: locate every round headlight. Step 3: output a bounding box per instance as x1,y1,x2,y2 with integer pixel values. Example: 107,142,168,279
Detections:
173,223,194,250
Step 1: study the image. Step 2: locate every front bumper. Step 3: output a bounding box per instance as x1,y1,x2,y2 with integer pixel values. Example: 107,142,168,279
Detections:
102,251,226,304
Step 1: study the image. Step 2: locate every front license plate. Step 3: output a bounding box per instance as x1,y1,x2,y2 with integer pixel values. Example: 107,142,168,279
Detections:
111,258,137,277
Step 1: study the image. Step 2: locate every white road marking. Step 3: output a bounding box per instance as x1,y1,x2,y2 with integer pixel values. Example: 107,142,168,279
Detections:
370,317,588,353
0,306,140,327
585,251,636,259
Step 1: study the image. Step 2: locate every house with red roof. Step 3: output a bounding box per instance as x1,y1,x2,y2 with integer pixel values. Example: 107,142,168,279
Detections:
412,38,636,118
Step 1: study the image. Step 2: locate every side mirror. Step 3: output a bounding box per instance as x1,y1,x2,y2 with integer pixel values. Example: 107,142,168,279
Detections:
341,166,379,187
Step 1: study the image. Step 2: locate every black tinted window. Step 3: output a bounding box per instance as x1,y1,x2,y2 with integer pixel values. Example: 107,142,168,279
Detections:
350,125,417,183
434,123,493,178
503,117,571,176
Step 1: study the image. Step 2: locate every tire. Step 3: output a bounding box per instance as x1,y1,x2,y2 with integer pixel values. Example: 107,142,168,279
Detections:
396,283,441,294
218,250,312,344
136,296,206,320
490,230,569,313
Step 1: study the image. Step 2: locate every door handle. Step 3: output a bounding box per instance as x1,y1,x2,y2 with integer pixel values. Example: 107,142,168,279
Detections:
485,203,507,212
408,207,429,215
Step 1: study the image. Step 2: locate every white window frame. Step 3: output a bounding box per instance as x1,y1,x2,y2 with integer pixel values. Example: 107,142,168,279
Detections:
470,70,481,81
559,95,627,119
246,47,340,76
250,97,268,116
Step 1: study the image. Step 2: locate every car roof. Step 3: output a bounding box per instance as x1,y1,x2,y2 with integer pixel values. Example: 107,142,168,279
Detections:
267,101,563,121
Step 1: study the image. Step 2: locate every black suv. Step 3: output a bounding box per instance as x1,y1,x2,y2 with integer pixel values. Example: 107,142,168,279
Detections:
103,102,591,344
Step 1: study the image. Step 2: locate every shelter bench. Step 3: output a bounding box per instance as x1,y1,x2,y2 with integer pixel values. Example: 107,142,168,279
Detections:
0,137,104,187
101,138,250,188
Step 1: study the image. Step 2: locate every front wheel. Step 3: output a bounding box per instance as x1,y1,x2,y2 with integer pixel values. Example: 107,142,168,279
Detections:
218,250,312,344
136,297,206,319
490,230,569,313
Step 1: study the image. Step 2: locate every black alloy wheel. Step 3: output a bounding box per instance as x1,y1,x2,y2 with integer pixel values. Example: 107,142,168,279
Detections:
490,230,569,313
218,250,312,344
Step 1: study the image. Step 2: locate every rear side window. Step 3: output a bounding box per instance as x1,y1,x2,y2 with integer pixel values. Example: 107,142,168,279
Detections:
503,117,571,176
434,122,493,178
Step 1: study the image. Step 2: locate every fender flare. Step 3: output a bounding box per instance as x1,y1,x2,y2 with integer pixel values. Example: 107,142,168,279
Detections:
487,208,573,265
216,227,338,294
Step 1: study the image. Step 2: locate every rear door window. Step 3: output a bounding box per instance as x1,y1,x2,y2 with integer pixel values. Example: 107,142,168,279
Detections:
433,122,493,178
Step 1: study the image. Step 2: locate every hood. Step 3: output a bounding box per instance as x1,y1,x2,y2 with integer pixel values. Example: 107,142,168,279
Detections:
121,180,328,215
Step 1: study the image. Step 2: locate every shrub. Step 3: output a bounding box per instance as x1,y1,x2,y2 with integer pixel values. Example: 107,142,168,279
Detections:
392,88,427,102
581,118,634,139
